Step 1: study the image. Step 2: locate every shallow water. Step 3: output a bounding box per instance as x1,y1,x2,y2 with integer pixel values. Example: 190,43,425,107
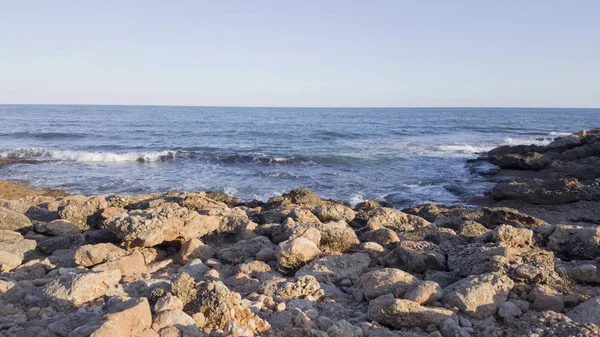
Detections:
1,105,599,207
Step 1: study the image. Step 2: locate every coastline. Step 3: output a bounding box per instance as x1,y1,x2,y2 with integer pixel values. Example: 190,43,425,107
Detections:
0,130,599,336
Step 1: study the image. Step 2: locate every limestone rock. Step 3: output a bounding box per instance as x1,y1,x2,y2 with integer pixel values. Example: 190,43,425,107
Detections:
276,237,321,271
216,235,275,265
74,243,127,267
547,225,600,260
404,281,443,305
176,238,214,265
360,268,420,301
43,269,121,310
383,240,446,273
57,195,108,230
83,297,157,337
442,272,514,319
36,219,82,236
366,208,430,232
296,252,371,283
314,204,356,223
104,203,220,249
0,206,32,231
492,225,533,248
262,275,323,299
368,294,456,329
327,319,362,337
567,296,600,325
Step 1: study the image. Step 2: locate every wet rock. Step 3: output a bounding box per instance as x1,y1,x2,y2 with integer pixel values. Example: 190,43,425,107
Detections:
104,203,220,249
359,268,420,301
276,237,321,271
442,272,514,319
296,252,371,283
0,206,32,231
368,294,457,329
43,269,121,310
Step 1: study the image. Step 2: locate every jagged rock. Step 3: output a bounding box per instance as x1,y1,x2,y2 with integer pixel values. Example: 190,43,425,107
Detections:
262,275,323,299
0,229,23,241
177,259,210,281
455,220,489,241
359,268,420,301
368,294,457,329
547,225,600,260
314,204,356,223
446,243,508,277
179,192,228,211
561,260,600,284
93,251,148,279
186,280,270,336
403,281,443,305
176,238,214,265
276,237,321,271
57,195,108,230
277,221,359,253
296,252,370,283
74,243,127,267
442,272,514,319
498,301,522,318
154,294,184,313
492,225,533,247
272,189,323,207
289,207,321,223
216,236,275,265
35,219,82,236
43,269,121,310
366,208,430,232
0,206,32,231
327,319,363,337
104,203,220,249
567,296,600,325
383,240,446,273
152,309,200,336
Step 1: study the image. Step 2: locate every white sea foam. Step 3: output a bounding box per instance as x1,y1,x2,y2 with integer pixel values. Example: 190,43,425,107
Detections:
0,148,175,162
549,131,571,136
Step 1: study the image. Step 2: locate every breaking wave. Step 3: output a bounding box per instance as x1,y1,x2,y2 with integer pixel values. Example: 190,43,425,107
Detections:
0,148,176,163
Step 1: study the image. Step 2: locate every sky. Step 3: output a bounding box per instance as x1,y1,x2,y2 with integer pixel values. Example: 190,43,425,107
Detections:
0,1,599,108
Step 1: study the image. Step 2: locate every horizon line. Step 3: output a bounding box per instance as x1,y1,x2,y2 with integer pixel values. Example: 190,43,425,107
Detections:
1,103,599,109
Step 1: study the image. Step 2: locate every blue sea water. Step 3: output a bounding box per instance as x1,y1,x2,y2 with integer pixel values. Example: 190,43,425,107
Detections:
1,105,599,207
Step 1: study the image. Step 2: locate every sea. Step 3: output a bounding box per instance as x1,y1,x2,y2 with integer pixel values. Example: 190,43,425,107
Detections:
1,105,599,207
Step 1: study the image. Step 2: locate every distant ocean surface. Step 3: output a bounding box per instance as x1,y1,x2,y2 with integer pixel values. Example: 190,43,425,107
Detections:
1,105,599,207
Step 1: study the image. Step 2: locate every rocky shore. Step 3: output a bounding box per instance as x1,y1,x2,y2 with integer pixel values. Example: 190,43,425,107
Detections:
1,129,600,337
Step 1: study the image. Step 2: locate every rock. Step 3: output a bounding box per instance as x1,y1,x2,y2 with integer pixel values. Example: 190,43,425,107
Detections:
442,272,514,319
154,294,184,313
359,228,399,247
93,251,148,279
383,240,446,273
38,234,85,254
43,269,121,310
360,241,386,258
261,275,322,299
327,319,363,337
74,243,127,267
360,268,420,301
533,294,564,313
216,236,275,265
176,238,214,265
289,207,321,223
563,261,600,284
296,252,371,283
498,301,522,318
440,319,471,337
152,310,200,335
36,219,82,236
404,281,444,305
0,206,32,231
314,204,356,223
0,239,36,271
492,225,533,248
274,189,323,207
81,297,157,337
0,229,23,241
185,280,270,336
547,225,600,260
104,204,220,248
368,294,457,329
455,220,489,241
57,195,108,230
567,296,600,325
276,238,321,271
319,224,359,253
177,259,210,281
366,208,430,232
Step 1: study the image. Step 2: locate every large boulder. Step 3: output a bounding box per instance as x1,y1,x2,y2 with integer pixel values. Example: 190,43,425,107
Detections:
359,268,420,301
76,297,157,337
367,294,456,329
0,206,32,231
276,237,321,271
104,203,220,248
296,252,371,283
0,238,37,272
74,243,127,267
57,195,108,230
366,208,430,232
176,238,215,265
43,269,121,310
313,204,356,223
262,275,323,299
442,272,514,319
492,225,533,248
216,236,275,265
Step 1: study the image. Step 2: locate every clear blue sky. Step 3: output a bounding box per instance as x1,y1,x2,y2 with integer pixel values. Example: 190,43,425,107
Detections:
1,0,599,107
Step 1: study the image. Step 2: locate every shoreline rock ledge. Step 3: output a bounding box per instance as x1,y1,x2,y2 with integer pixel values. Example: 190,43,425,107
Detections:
0,130,598,336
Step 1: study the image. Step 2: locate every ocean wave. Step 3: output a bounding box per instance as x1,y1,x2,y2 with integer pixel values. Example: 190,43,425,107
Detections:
548,131,572,136
0,148,176,163
435,144,496,155
212,153,314,165
0,131,87,139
